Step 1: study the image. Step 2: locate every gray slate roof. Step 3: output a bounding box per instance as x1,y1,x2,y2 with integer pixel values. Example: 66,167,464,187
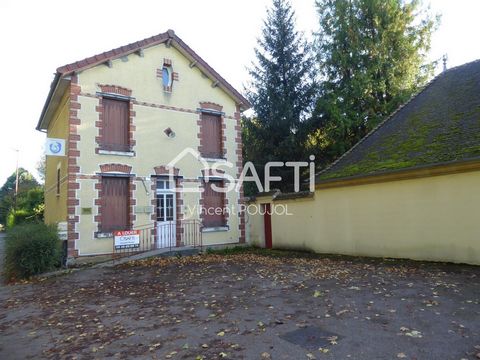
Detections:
318,59,480,182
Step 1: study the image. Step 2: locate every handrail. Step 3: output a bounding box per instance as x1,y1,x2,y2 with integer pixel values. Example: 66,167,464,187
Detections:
114,219,203,260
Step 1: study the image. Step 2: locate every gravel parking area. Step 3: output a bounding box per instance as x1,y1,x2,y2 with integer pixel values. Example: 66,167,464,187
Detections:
0,249,479,359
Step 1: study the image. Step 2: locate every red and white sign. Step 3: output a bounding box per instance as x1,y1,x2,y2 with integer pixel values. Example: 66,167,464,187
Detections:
114,230,140,249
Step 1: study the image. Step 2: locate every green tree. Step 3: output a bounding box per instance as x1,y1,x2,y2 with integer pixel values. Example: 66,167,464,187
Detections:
0,169,40,225
311,0,439,160
244,0,318,193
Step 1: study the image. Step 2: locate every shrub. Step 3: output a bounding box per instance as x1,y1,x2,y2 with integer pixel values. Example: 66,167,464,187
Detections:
4,223,62,281
6,209,30,229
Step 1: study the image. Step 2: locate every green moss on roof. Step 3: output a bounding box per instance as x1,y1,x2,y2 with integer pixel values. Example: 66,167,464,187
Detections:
319,60,480,181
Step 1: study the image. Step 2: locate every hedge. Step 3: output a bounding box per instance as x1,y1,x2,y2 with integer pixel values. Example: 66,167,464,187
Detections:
4,222,62,281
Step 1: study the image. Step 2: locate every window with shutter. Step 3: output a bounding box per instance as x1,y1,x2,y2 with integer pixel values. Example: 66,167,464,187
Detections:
203,180,226,227
101,177,129,232
101,98,130,152
200,113,222,158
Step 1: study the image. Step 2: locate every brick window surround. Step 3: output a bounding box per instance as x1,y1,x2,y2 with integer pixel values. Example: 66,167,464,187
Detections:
95,85,136,154
94,164,136,235
156,58,179,93
197,102,227,159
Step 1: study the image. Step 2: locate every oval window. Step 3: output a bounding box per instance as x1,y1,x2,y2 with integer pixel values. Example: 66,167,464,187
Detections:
162,67,172,88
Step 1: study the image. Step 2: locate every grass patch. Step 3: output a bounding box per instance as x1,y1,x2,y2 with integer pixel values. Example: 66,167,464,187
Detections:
205,246,321,259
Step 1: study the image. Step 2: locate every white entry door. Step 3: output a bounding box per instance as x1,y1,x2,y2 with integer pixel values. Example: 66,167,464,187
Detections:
156,179,176,248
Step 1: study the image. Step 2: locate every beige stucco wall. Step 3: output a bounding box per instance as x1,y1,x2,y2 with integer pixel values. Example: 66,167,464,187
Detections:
246,198,268,248
73,42,242,255
44,90,69,225
248,171,480,265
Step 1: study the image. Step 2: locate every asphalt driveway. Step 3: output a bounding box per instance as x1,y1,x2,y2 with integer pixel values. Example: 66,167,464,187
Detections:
0,249,479,359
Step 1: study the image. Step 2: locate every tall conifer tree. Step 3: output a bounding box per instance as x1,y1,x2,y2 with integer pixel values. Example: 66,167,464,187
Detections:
244,0,317,192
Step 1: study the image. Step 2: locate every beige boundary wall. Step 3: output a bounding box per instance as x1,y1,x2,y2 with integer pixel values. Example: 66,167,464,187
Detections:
247,170,480,265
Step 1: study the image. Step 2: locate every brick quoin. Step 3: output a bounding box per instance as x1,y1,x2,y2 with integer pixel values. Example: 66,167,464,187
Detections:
198,181,205,226
67,75,81,257
150,177,158,246
94,181,103,228
175,177,184,246
129,179,136,229
234,104,246,243
223,181,230,225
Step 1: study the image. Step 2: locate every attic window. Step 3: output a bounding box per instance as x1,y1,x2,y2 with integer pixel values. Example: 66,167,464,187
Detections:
156,59,178,93
162,66,173,91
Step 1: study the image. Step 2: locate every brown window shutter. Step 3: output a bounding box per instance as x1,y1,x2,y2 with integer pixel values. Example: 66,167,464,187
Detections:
101,177,129,232
203,180,226,227
201,113,222,158
102,98,130,152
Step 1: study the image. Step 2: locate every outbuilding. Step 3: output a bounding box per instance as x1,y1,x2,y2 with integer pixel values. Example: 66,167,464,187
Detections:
248,59,480,265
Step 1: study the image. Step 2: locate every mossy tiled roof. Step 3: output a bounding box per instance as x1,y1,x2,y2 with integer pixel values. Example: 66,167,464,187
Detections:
318,59,480,182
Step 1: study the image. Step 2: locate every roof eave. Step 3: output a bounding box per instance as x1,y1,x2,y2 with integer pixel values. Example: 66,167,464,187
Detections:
315,157,480,189
168,32,251,111
36,73,71,131
54,30,251,111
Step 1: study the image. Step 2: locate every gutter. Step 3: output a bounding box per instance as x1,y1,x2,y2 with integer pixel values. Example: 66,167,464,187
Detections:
315,156,480,189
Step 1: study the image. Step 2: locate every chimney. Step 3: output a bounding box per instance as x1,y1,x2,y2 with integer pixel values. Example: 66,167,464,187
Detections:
442,54,448,72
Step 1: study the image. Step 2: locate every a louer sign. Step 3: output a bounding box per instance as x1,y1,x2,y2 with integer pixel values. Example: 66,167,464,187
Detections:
114,230,140,249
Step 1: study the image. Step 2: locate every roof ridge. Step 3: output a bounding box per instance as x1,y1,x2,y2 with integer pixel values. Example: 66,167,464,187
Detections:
316,71,445,178
441,57,480,75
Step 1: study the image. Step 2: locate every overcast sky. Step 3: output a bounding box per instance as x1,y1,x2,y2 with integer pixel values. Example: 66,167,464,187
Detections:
0,0,479,186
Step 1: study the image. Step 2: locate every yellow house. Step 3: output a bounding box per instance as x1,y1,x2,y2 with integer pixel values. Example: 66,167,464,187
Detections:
248,60,480,265
36,30,250,259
